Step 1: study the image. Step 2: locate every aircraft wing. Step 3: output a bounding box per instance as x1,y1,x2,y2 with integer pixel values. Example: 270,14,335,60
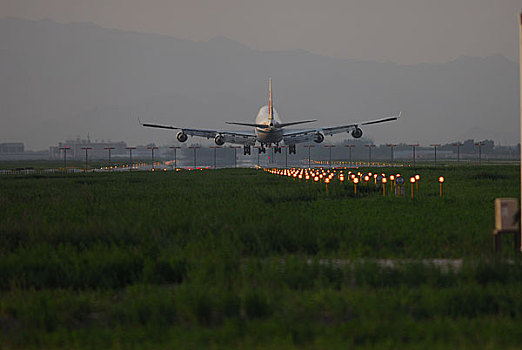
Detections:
140,121,257,145
282,113,400,144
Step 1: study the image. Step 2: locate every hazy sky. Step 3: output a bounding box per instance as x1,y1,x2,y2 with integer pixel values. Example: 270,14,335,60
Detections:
1,0,520,64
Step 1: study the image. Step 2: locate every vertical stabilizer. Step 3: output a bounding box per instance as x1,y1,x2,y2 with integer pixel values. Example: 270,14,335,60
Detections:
268,78,273,124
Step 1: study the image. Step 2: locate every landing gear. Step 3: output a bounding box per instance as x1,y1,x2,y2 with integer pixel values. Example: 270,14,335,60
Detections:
289,144,296,154
243,145,251,155
274,143,282,153
258,145,266,154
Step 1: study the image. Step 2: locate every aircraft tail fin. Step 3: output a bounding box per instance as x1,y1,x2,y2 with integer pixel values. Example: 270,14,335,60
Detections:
268,78,273,124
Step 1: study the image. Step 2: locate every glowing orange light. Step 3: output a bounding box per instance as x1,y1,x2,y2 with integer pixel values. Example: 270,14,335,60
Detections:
438,176,445,183
415,174,420,181
353,178,360,184
410,177,415,183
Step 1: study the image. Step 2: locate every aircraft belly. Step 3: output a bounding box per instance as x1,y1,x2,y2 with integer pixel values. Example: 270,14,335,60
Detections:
256,129,283,144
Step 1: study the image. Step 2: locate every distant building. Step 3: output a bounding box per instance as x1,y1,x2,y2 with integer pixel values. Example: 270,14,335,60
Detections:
50,138,127,160
0,142,24,153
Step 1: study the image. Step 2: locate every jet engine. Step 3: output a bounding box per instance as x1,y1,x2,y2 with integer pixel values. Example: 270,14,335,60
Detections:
176,131,188,142
214,134,225,146
351,127,363,139
313,132,325,143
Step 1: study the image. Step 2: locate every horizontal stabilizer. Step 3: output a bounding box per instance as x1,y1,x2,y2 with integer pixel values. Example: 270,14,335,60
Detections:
276,120,317,128
226,121,271,128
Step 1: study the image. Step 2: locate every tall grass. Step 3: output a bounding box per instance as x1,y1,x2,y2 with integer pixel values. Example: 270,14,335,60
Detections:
0,165,520,348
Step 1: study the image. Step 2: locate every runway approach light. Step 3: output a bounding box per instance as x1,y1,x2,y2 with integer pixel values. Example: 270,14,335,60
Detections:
324,177,330,193
394,176,405,196
439,176,445,197
410,177,416,198
389,174,396,192
353,177,359,195
381,177,387,196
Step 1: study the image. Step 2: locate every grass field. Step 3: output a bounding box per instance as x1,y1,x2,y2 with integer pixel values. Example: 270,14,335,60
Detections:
0,165,521,349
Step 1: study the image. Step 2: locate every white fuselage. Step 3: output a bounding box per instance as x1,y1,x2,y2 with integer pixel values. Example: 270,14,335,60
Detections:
255,106,283,144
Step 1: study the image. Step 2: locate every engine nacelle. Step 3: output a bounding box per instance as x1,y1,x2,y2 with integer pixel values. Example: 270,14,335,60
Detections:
351,127,363,139
214,134,225,146
176,131,188,142
313,132,325,143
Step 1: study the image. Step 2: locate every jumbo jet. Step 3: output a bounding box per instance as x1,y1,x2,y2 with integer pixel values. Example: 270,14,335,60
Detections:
140,79,400,155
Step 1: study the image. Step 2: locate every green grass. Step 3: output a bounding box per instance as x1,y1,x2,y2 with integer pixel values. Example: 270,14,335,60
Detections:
0,165,520,349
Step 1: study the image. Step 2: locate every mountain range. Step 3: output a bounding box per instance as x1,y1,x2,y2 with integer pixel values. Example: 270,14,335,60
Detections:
0,18,519,149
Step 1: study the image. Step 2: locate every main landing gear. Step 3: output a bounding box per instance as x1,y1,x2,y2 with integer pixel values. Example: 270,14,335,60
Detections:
289,144,296,154
243,145,251,155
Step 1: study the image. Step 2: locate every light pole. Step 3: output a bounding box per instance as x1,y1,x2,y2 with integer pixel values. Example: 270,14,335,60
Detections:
430,144,441,167
304,145,315,168
104,147,114,168
519,12,522,250
345,144,355,165
230,146,241,168
125,147,136,171
324,145,336,168
169,146,181,170
408,144,419,167
365,144,376,164
452,143,462,165
209,146,221,169
475,142,484,165
281,146,289,168
81,147,92,172
386,144,397,163
147,146,159,170
253,146,262,167
59,146,70,170
188,146,200,168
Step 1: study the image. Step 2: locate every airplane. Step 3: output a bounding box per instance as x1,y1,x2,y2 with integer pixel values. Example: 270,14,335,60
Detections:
140,79,400,155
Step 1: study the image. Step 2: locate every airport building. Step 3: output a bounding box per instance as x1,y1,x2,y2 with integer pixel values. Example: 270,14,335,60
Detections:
0,142,24,154
49,138,127,160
